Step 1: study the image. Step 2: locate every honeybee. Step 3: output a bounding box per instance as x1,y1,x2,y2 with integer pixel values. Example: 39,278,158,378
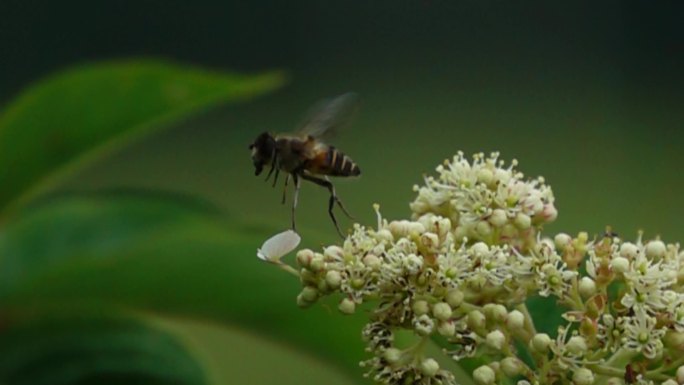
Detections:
249,92,361,237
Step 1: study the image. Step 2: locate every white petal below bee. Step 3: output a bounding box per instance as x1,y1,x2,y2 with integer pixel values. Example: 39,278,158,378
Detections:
257,230,301,263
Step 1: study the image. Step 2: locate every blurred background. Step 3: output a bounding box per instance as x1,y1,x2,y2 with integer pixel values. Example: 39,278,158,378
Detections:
0,1,682,384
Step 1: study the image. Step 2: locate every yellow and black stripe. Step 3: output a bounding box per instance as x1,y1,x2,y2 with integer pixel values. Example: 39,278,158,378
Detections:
327,147,361,177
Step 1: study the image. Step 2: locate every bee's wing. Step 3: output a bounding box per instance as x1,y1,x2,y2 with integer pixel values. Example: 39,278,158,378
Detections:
295,92,360,140
257,230,301,263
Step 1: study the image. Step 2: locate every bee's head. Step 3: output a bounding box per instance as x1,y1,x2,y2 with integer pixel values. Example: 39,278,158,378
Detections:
249,132,276,176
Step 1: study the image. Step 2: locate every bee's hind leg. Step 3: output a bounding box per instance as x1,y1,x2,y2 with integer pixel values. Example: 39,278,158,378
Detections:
325,176,354,220
281,174,290,204
301,174,350,238
291,174,300,231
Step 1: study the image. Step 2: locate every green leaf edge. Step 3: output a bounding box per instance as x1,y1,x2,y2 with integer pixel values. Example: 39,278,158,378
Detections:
0,59,287,220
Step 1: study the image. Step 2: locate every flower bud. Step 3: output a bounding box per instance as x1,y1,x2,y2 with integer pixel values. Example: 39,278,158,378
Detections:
476,220,492,237
566,336,588,355
338,297,356,314
421,232,440,250
578,277,597,298
665,331,684,351
323,245,344,260
541,203,558,222
363,254,381,269
677,365,684,384
471,242,490,256
514,213,531,229
572,368,594,385
300,286,319,303
420,358,440,377
325,270,342,289
433,302,453,321
477,168,494,186
383,348,402,364
645,240,666,259
619,242,639,259
486,330,506,350
483,303,508,323
500,357,523,377
412,300,430,316
467,310,486,334
454,225,468,241
296,249,314,268
437,320,456,337
506,310,525,332
500,224,519,242
375,229,394,243
446,289,464,308
530,333,552,353
408,221,426,235
554,233,572,251
489,209,508,228
610,256,629,274
662,380,677,385
473,365,496,385
309,255,325,272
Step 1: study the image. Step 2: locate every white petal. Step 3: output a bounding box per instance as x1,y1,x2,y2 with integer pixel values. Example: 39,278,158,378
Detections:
257,230,301,262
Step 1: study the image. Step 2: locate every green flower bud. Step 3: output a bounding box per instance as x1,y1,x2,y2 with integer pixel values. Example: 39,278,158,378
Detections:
485,330,506,350
338,298,356,314
412,300,430,316
554,233,571,251
437,320,456,337
530,333,552,353
610,256,629,274
566,336,587,355
309,255,325,272
300,286,319,302
489,209,508,228
578,277,597,298
619,242,638,259
467,310,486,334
500,357,523,377
645,240,666,259
473,365,496,385
446,289,464,308
296,249,314,267
572,368,594,385
362,253,381,269
506,310,525,332
433,302,452,321
325,270,342,289
383,348,402,364
483,304,507,323
514,213,531,229
476,220,492,237
420,358,440,377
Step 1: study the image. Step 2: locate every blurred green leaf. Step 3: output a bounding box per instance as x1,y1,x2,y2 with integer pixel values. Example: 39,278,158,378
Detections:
0,60,286,217
0,314,206,385
0,192,369,379
157,316,361,385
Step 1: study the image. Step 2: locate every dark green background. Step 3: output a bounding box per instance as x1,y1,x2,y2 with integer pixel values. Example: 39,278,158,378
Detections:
1,1,683,383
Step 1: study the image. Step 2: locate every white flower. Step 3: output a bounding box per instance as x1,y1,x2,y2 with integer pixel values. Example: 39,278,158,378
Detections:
620,312,665,359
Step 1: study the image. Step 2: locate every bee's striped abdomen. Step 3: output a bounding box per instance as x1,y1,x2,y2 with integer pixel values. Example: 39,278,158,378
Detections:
326,147,361,177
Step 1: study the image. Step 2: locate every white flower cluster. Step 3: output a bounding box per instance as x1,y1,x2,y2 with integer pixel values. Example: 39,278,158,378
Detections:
262,152,684,385
410,152,556,249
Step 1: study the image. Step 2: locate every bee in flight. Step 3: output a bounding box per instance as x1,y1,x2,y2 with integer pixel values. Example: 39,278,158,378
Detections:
249,92,361,237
